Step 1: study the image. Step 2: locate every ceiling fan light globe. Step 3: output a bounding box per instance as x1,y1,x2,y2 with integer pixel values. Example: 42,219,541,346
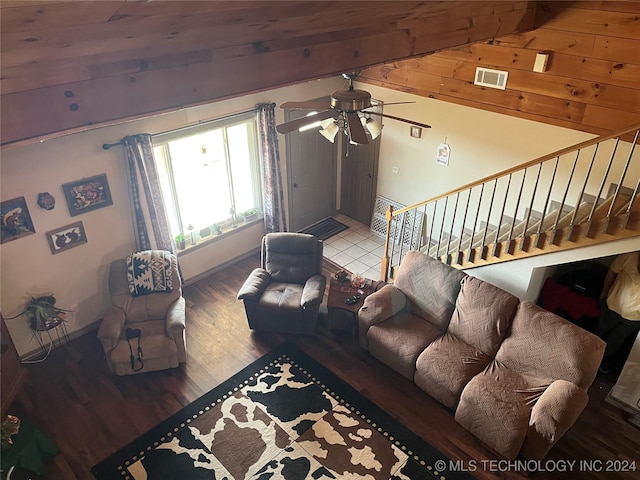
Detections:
319,118,337,129
366,120,383,139
319,122,339,142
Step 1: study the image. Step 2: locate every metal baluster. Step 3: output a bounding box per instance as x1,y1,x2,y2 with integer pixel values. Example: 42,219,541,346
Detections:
480,179,497,260
437,196,449,261
491,174,511,258
456,189,471,265
428,201,437,258
446,193,460,264
549,150,580,244
506,169,527,254
585,137,620,237
566,143,598,241
467,183,485,263
603,129,639,232
520,163,542,251
409,204,419,250
534,157,559,249
420,204,428,249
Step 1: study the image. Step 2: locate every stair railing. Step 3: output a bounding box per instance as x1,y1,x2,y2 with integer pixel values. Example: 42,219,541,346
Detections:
380,122,640,281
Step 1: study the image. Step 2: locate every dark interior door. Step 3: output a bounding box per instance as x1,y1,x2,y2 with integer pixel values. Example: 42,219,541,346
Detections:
340,134,380,225
285,107,337,231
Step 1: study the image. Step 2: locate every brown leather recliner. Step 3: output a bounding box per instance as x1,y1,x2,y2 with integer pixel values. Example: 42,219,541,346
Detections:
97,251,186,375
238,233,326,334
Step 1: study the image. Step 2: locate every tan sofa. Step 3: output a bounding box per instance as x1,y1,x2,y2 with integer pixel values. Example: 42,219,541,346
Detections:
358,251,605,460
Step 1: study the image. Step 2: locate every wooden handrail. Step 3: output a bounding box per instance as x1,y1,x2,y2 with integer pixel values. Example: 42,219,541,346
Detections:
390,121,640,218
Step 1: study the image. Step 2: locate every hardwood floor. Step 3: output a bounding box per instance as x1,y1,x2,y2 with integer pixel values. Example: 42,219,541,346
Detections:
7,254,639,479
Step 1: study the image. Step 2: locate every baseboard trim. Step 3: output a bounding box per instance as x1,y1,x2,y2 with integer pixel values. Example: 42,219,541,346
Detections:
182,247,261,286
20,322,99,362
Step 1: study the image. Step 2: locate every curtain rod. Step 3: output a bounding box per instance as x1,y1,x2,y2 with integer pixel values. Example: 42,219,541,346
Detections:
101,105,268,151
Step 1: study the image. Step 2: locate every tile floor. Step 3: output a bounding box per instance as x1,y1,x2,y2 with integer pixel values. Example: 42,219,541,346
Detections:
322,214,386,280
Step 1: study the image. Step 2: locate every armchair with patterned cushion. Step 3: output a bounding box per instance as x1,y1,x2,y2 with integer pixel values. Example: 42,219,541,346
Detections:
97,250,186,375
238,233,326,334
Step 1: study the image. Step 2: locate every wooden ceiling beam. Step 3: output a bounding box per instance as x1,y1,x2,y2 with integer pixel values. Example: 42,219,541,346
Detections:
0,1,535,146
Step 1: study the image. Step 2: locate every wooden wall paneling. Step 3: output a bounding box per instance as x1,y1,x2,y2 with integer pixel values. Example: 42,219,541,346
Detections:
504,69,640,114
437,44,540,72
536,3,640,38
437,43,640,91
359,1,640,138
582,105,640,132
404,2,536,53
0,30,417,144
0,59,92,95
0,1,121,34
493,29,596,56
592,35,640,64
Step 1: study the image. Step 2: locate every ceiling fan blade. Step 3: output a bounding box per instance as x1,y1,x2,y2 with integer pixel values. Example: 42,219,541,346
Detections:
347,112,369,145
276,109,336,134
369,112,431,129
280,101,330,110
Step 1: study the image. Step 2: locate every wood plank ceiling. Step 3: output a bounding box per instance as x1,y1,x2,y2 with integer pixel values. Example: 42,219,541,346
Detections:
359,1,640,138
0,1,537,146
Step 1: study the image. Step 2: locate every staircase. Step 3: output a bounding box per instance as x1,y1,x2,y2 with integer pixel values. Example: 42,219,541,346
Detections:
380,123,640,281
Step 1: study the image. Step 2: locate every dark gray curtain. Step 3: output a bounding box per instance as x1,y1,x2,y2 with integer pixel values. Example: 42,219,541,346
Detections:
122,134,176,254
257,103,288,233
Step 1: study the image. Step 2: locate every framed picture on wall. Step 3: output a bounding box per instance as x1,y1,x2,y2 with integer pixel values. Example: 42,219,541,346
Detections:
62,173,113,216
1,196,36,244
46,221,87,254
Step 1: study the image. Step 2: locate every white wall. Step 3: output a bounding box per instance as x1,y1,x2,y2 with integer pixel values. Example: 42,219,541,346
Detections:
0,77,342,358
361,83,594,208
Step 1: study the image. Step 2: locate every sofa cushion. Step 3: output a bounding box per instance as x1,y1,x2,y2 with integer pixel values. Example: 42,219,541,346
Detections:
448,276,519,357
258,282,304,313
455,360,534,459
495,301,606,389
415,333,491,409
368,311,442,380
394,252,466,331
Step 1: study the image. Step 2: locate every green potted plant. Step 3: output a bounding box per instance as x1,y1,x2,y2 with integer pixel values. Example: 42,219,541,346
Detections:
1,415,20,450
239,208,261,224
24,295,70,332
175,233,185,250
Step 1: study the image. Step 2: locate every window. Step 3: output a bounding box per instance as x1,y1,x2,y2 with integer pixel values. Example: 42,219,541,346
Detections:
152,113,262,239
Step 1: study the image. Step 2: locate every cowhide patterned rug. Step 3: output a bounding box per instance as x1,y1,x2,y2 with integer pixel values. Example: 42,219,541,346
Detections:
92,343,469,480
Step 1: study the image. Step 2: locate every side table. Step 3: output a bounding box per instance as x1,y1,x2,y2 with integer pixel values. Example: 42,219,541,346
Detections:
327,276,380,334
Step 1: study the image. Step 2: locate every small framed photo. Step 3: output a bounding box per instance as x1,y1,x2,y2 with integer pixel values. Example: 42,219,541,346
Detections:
46,221,87,254
1,196,36,244
62,173,113,216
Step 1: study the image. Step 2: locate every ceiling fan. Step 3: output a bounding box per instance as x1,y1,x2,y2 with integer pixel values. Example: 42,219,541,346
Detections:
276,73,431,145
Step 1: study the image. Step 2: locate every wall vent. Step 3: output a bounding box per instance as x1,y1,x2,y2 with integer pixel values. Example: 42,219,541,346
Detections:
474,67,508,90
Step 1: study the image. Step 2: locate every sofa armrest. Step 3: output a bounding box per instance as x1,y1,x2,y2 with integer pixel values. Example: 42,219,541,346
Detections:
165,296,186,334
358,285,407,350
520,379,589,460
301,274,326,307
97,305,125,352
237,268,270,301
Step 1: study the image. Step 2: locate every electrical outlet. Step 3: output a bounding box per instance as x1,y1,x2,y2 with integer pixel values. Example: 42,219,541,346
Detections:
392,166,399,174
410,126,422,138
